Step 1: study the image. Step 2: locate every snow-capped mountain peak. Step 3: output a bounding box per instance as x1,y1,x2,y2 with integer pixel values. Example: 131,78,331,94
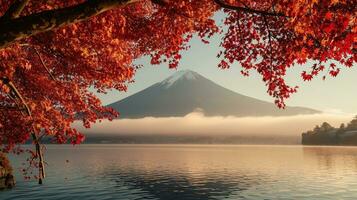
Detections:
160,70,199,88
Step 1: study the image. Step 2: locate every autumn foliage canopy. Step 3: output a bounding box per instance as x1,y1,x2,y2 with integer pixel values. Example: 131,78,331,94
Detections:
0,0,355,181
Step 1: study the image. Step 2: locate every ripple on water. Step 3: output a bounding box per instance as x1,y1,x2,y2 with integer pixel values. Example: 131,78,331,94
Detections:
1,145,357,200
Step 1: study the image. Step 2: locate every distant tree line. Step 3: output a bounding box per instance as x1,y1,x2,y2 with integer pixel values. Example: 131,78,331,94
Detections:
302,116,357,145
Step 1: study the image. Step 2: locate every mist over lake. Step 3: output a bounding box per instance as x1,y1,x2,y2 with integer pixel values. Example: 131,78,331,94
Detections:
75,113,353,145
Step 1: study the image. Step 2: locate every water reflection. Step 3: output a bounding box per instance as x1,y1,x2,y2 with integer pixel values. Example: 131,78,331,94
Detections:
1,145,357,200
90,145,268,200
101,167,254,200
303,146,357,170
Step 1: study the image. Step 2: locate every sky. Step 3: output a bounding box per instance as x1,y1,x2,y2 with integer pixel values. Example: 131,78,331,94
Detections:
96,33,357,114
84,13,357,142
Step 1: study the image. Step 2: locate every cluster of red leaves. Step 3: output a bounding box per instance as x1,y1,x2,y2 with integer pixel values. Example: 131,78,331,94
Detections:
218,0,356,108
0,0,356,153
0,0,218,152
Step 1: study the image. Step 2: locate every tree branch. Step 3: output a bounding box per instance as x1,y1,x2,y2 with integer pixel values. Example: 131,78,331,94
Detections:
5,80,31,116
1,0,30,20
34,48,56,81
151,0,168,6
0,0,290,49
213,0,286,17
31,125,46,184
0,0,140,49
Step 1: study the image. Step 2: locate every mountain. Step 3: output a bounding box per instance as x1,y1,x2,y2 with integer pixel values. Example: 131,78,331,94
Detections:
108,70,320,118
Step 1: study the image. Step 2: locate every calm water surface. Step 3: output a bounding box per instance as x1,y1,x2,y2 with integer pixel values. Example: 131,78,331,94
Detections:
1,145,357,200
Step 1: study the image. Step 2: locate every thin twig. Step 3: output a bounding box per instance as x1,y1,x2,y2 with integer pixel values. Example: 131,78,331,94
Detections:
34,48,56,81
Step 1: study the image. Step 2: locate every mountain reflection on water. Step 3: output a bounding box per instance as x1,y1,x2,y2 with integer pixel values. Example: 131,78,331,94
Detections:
1,145,357,200
101,165,256,200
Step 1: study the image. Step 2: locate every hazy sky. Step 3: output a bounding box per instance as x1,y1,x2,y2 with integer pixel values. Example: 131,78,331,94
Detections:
97,33,357,114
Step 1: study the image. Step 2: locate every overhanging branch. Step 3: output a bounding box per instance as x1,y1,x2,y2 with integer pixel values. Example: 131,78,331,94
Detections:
0,0,290,49
213,0,286,17
0,0,140,49
1,0,30,20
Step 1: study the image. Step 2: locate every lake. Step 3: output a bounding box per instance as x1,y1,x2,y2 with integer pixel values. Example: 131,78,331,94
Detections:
1,145,357,199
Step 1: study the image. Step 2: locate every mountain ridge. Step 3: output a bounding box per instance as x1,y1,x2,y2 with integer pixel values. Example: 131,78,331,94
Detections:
108,70,320,118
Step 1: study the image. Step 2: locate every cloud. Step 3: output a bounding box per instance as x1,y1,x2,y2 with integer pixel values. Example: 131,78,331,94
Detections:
74,111,354,137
